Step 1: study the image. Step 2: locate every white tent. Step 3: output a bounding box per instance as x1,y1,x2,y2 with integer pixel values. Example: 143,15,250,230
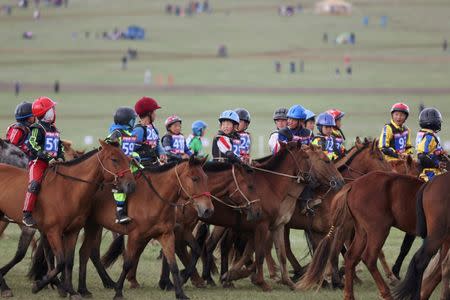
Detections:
315,0,352,15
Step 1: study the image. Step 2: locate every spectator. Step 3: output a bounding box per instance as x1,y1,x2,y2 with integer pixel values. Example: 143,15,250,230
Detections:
217,45,228,58
346,65,352,75
443,39,448,51
54,80,60,93
14,81,21,96
121,55,128,70
350,32,355,45
300,61,304,73
290,61,296,73
144,69,152,85
275,61,281,73
323,32,328,43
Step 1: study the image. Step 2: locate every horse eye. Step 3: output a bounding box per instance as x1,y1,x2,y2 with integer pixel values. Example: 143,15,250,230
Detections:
248,185,254,191
192,176,199,182
111,158,119,163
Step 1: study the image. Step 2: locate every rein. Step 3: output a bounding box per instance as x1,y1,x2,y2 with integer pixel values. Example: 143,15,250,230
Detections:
210,164,260,210
337,144,369,181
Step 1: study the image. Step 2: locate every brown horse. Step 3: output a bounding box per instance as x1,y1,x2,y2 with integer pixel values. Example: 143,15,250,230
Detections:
393,171,450,300
279,138,391,280
201,143,344,291
100,161,262,290
297,171,424,300
0,140,136,298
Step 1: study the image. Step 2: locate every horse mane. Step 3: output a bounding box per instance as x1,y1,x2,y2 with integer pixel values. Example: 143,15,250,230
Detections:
57,148,99,166
143,157,205,173
203,161,232,172
253,146,290,171
335,138,372,172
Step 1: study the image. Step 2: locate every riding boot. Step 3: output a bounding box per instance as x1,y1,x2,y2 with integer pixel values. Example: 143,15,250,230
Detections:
115,207,131,224
22,192,37,227
299,186,315,216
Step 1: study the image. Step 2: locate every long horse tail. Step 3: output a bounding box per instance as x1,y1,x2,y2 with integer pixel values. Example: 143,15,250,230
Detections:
416,183,428,238
101,234,125,268
27,237,48,281
296,184,353,290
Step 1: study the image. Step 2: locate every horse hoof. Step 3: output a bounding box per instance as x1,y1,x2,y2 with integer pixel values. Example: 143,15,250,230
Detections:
205,278,216,287
191,280,206,289
222,281,234,289
158,280,174,291
1,290,13,298
78,290,93,298
129,281,140,289
113,295,124,300
31,282,40,294
70,294,83,300
260,283,272,292
57,287,68,298
176,294,190,300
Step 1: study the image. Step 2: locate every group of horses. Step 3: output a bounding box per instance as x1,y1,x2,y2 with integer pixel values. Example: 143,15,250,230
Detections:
0,137,447,300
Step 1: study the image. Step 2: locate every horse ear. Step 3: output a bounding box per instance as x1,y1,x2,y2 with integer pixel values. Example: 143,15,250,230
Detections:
200,156,208,167
406,155,413,166
0,139,6,149
188,155,196,165
355,136,361,144
99,139,109,149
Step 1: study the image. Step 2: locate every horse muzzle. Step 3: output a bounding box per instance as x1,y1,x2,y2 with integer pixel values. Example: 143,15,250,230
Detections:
330,177,345,190
196,203,214,219
122,181,136,194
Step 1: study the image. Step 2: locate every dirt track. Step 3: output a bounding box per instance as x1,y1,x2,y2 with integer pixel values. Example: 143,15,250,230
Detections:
1,81,450,95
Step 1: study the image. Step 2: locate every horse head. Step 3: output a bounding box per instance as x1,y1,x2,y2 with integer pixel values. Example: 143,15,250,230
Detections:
0,138,28,169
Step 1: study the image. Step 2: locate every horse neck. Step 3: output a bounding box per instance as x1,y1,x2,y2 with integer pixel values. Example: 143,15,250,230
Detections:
206,170,234,197
144,166,181,204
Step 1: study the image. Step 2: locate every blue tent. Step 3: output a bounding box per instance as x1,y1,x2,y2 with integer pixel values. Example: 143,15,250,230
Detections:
125,26,145,40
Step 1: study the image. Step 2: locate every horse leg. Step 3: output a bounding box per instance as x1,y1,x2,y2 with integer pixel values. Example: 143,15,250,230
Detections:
272,225,295,289
220,229,234,287
32,231,66,294
178,231,205,288
0,227,36,297
223,237,255,282
440,246,450,300
284,227,304,281
113,235,148,300
343,224,366,300
361,228,392,300
61,231,81,297
157,232,189,300
251,223,272,292
90,239,117,289
202,226,226,286
159,255,174,291
378,250,399,285
265,235,280,281
0,221,9,239
125,241,147,289
392,233,415,280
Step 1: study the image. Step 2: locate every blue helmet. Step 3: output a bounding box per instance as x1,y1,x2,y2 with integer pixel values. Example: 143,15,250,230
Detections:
316,112,336,128
219,110,240,124
286,105,306,120
192,120,207,136
304,109,316,121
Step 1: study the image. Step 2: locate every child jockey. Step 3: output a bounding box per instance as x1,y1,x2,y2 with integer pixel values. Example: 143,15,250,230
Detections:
212,110,242,163
416,107,447,182
277,104,313,152
106,107,141,224
326,108,346,149
268,108,288,153
304,109,316,133
161,115,192,162
312,112,345,161
378,102,413,161
234,108,252,163
23,97,64,227
133,97,167,167
5,101,35,156
187,120,208,157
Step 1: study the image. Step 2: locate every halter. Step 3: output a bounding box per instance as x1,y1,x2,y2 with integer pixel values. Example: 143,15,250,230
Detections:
337,144,372,181
96,153,132,185
210,164,260,210
251,147,311,184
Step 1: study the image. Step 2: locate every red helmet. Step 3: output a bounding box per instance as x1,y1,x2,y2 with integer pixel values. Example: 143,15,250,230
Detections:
32,96,56,117
134,97,161,116
391,102,409,117
326,109,345,120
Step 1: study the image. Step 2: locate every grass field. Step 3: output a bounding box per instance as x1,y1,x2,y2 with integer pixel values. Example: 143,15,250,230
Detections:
0,0,449,299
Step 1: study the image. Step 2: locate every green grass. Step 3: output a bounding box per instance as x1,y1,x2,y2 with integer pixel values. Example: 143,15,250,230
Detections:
0,0,449,298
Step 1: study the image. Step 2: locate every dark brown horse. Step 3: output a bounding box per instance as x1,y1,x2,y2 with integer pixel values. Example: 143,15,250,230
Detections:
0,140,136,298
201,143,344,291
393,171,450,300
297,171,424,300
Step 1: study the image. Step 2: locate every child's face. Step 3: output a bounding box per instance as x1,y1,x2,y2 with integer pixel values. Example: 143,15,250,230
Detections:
200,128,207,137
150,111,156,122
392,111,407,126
305,120,315,131
220,120,235,135
275,119,287,130
169,122,182,135
27,116,35,124
335,119,342,128
322,126,333,136
238,120,249,132
287,118,300,129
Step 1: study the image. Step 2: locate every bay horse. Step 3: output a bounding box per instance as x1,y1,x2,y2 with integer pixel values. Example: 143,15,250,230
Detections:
0,140,136,298
393,171,450,300
201,142,344,291
297,171,424,300
90,161,261,295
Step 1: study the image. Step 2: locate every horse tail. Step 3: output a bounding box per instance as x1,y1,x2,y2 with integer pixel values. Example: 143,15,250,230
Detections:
416,183,428,238
101,234,125,268
296,184,352,290
27,237,48,281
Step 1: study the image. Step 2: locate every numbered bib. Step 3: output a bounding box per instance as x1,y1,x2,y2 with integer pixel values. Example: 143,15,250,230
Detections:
232,139,241,157
171,135,186,154
394,132,408,152
145,126,159,148
45,132,60,158
239,133,251,155
325,137,335,153
121,136,137,156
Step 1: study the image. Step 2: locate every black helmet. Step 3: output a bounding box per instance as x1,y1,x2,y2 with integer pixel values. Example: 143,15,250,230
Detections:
114,107,137,127
419,107,442,132
14,101,33,121
273,108,288,121
234,108,251,123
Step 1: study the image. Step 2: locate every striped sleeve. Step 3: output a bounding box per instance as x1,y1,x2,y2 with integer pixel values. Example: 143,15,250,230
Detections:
217,136,232,154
